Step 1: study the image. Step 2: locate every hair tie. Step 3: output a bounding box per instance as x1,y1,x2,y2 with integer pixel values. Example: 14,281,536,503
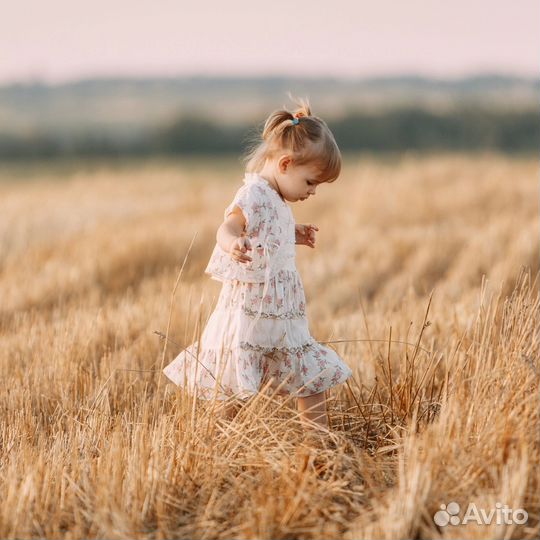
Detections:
291,118,299,125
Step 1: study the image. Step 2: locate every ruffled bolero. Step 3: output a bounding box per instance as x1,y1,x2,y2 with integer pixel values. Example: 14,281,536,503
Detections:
204,172,296,283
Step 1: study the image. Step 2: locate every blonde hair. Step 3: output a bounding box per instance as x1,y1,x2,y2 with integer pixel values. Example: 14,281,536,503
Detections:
241,94,341,183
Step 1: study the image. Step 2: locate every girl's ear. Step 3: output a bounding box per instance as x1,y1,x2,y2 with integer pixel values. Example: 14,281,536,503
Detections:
278,155,292,174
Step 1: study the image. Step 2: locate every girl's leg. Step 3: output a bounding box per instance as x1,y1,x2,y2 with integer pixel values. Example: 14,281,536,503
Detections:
297,391,329,432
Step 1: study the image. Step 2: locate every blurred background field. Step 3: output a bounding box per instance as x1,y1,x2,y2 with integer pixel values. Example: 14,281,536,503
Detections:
0,75,538,159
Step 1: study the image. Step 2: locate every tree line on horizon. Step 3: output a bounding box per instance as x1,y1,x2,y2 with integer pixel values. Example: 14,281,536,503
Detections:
0,105,537,160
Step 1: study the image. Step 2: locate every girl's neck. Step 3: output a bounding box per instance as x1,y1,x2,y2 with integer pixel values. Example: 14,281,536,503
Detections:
257,163,285,201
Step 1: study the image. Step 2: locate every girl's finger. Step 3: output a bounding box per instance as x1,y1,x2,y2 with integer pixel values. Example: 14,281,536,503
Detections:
232,249,251,262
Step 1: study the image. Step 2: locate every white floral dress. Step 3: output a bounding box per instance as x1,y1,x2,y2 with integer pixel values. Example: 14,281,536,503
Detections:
163,172,353,401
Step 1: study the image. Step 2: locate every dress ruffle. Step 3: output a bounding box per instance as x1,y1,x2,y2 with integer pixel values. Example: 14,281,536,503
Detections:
163,339,351,401
163,269,353,401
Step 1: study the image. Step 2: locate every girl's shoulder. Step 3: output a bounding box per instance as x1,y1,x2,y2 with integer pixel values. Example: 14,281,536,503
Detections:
239,172,289,209
226,173,284,217
237,173,274,200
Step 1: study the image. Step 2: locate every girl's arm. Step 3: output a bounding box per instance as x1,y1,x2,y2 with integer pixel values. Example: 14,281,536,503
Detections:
217,209,252,263
216,207,246,252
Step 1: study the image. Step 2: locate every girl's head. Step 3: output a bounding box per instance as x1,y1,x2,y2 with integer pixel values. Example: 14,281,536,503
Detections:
242,95,341,203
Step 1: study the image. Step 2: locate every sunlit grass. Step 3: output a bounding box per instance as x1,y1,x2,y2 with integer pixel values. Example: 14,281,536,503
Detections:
0,152,538,539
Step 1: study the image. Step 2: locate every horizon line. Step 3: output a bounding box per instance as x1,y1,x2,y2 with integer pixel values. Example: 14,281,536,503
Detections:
0,69,538,88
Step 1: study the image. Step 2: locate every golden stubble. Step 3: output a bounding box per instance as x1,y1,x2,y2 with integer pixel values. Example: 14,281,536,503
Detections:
0,152,537,539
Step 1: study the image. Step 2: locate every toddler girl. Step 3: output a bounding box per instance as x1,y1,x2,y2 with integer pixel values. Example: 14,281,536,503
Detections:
163,96,353,437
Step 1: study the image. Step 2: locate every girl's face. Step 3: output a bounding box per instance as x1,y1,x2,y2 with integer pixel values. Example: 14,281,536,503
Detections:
276,156,325,203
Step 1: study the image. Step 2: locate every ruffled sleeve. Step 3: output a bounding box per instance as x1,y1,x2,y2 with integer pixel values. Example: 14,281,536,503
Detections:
204,181,279,283
223,182,267,239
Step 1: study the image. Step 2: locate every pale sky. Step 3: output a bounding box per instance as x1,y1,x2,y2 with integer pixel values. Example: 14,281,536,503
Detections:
1,0,538,84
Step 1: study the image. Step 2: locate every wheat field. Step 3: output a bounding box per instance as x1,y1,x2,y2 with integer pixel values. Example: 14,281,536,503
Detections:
0,152,538,539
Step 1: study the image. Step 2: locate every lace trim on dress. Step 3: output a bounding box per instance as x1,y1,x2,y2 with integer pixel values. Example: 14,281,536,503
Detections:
241,306,306,319
239,340,317,354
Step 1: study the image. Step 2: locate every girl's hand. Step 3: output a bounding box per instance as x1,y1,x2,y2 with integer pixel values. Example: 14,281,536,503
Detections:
295,224,319,248
228,235,252,263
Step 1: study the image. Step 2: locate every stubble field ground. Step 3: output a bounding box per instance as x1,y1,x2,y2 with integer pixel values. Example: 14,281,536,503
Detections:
0,151,538,539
